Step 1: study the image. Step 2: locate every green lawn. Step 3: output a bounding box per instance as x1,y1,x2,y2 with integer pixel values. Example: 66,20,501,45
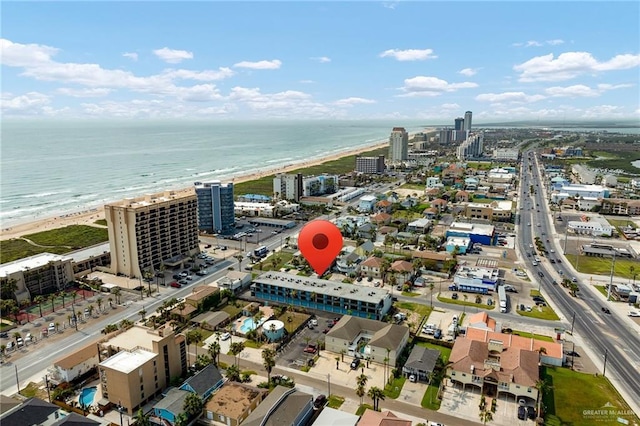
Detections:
421,380,442,410
221,304,243,319
517,305,560,321
594,285,608,298
327,394,345,409
542,366,639,426
606,218,637,228
355,404,374,415
398,183,426,191
233,147,388,196
253,252,294,272
395,301,432,317
437,295,495,311
470,197,494,204
401,291,420,297
510,330,555,342
94,219,107,226
0,225,109,263
416,341,452,364
383,376,406,399
566,254,640,279
276,311,309,334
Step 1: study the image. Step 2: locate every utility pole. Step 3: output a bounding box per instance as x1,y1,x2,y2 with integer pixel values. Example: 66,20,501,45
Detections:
563,230,568,254
603,349,608,376
327,373,331,397
606,252,616,302
14,365,20,393
570,311,576,335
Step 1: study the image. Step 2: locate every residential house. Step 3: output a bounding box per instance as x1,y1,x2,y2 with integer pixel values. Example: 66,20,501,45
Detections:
370,212,391,226
445,236,471,254
49,343,99,385
406,218,431,233
179,364,225,400
431,198,448,213
189,311,230,331
423,207,438,219
455,190,470,203
216,271,251,293
466,311,497,331
0,398,103,426
601,199,640,216
412,250,453,270
447,336,540,404
152,388,190,425
401,346,439,382
242,385,314,426
425,188,441,200
335,246,363,275
314,407,359,426
325,315,410,365
360,257,384,279
376,200,393,213
204,382,268,426
357,409,411,426
390,260,414,285
185,285,220,311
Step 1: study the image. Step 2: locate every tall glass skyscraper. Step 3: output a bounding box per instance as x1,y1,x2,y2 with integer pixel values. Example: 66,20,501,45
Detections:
195,181,235,233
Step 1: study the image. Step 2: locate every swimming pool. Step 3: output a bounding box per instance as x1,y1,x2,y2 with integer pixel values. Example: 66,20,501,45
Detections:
80,387,97,407
239,317,265,333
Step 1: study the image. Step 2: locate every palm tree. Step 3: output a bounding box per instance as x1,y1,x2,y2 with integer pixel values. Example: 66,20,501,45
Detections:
356,384,366,406
138,308,147,322
229,341,245,367
112,288,121,305
96,297,103,313
367,386,385,411
174,412,189,426
187,329,204,360
535,378,550,421
262,348,276,384
225,364,241,382
0,278,18,300
356,373,368,405
183,392,203,418
234,254,244,271
120,318,133,329
134,409,151,426
208,339,221,366
49,293,56,313
12,332,21,347
34,295,45,317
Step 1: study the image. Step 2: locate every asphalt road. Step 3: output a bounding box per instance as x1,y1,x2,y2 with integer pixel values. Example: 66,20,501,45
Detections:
519,151,640,407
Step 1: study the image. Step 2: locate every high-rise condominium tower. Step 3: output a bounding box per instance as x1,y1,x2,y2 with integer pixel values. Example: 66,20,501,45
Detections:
389,127,409,162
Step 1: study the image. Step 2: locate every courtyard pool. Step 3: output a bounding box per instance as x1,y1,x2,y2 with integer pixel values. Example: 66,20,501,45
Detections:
239,317,265,334
79,386,97,407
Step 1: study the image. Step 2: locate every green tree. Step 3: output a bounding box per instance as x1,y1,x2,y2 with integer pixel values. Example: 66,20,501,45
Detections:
183,392,204,418
133,409,151,426
112,288,121,305
186,329,204,362
234,254,244,271
49,293,57,313
229,341,245,367
225,364,241,382
174,412,189,426
262,347,276,384
367,386,385,411
208,339,221,366
0,278,18,300
34,295,45,318
96,297,103,313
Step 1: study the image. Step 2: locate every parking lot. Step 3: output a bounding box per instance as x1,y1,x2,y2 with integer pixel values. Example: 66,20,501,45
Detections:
276,313,337,369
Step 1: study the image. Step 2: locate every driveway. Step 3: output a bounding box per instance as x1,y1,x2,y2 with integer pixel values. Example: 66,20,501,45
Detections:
438,384,481,423
398,379,426,406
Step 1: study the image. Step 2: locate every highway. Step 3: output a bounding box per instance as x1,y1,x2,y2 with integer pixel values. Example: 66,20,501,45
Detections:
518,151,640,408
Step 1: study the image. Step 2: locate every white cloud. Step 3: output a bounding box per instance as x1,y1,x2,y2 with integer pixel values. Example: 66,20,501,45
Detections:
152,47,193,64
512,39,565,47
399,76,477,97
514,52,640,82
56,88,112,98
380,49,437,61
458,68,479,77
334,97,376,107
382,1,399,10
299,80,315,84
123,52,138,61
475,91,545,103
1,91,51,114
161,68,234,81
311,56,331,63
544,83,633,98
0,38,58,67
233,59,282,70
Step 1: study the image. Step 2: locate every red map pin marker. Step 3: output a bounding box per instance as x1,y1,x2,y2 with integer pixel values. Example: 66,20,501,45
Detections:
298,220,343,276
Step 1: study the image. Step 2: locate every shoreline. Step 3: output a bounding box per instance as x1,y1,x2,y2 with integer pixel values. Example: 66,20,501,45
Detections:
0,138,395,241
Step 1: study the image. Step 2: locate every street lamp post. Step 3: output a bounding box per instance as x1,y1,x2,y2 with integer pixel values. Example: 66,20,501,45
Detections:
570,311,575,335
327,374,331,397
606,252,616,302
603,349,608,376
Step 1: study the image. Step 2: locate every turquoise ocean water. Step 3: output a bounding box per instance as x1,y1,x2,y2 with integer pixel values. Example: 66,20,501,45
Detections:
0,120,427,226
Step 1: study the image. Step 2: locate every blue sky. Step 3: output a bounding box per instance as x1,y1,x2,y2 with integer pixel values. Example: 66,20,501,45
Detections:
2,1,639,121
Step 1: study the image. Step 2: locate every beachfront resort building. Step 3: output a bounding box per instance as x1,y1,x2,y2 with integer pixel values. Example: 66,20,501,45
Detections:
273,173,339,201
195,181,235,233
389,127,409,163
251,272,393,320
104,189,199,278
456,133,484,160
0,253,75,301
355,155,386,174
97,325,187,415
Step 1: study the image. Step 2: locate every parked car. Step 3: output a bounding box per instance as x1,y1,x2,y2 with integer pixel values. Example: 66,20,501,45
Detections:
451,293,458,300
48,322,56,333
409,374,417,383
433,329,443,339
170,281,181,288
304,345,318,354
350,358,361,370
565,350,580,357
313,394,327,409
527,406,536,420
178,279,188,285
518,406,527,420
220,332,231,341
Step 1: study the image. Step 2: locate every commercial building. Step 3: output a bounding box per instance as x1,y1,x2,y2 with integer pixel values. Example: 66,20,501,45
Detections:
358,195,377,212
234,200,299,218
452,266,500,293
98,325,187,414
389,127,409,162
303,174,338,197
464,200,513,222
0,253,74,302
446,221,495,245
195,181,235,233
464,110,473,132
251,272,393,320
552,184,610,201
49,343,99,385
105,189,199,278
567,220,614,237
600,199,640,216
325,315,410,365
355,155,385,174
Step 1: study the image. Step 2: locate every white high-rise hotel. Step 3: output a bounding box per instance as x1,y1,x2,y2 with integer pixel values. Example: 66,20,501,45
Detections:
389,127,409,163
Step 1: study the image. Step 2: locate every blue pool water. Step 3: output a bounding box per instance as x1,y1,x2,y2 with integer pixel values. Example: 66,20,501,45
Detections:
240,318,264,333
80,387,97,406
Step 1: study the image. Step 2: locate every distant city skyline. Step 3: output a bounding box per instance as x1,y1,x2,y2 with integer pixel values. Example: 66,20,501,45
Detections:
1,2,639,120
